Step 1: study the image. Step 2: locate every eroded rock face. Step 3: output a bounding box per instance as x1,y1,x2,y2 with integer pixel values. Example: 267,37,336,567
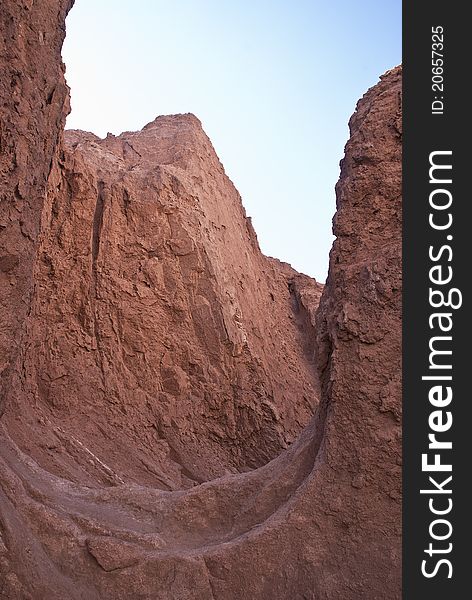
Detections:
2,112,322,490
0,1,401,597
0,0,74,414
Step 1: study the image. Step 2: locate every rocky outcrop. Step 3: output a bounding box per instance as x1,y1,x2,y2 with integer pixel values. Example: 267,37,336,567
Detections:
2,113,322,489
0,1,401,597
0,0,74,415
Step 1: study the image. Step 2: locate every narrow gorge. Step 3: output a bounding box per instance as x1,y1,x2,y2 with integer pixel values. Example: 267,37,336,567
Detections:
0,2,401,598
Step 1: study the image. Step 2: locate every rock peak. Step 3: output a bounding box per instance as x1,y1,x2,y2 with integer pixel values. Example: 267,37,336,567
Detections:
143,112,203,130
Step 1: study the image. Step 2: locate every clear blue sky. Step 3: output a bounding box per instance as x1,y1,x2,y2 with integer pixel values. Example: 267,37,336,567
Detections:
63,0,401,281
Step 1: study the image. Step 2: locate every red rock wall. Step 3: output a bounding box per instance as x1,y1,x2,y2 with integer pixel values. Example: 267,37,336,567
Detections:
0,0,74,414
2,114,322,489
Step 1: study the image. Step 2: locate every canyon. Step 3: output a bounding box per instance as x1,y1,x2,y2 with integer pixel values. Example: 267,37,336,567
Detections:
0,1,401,598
